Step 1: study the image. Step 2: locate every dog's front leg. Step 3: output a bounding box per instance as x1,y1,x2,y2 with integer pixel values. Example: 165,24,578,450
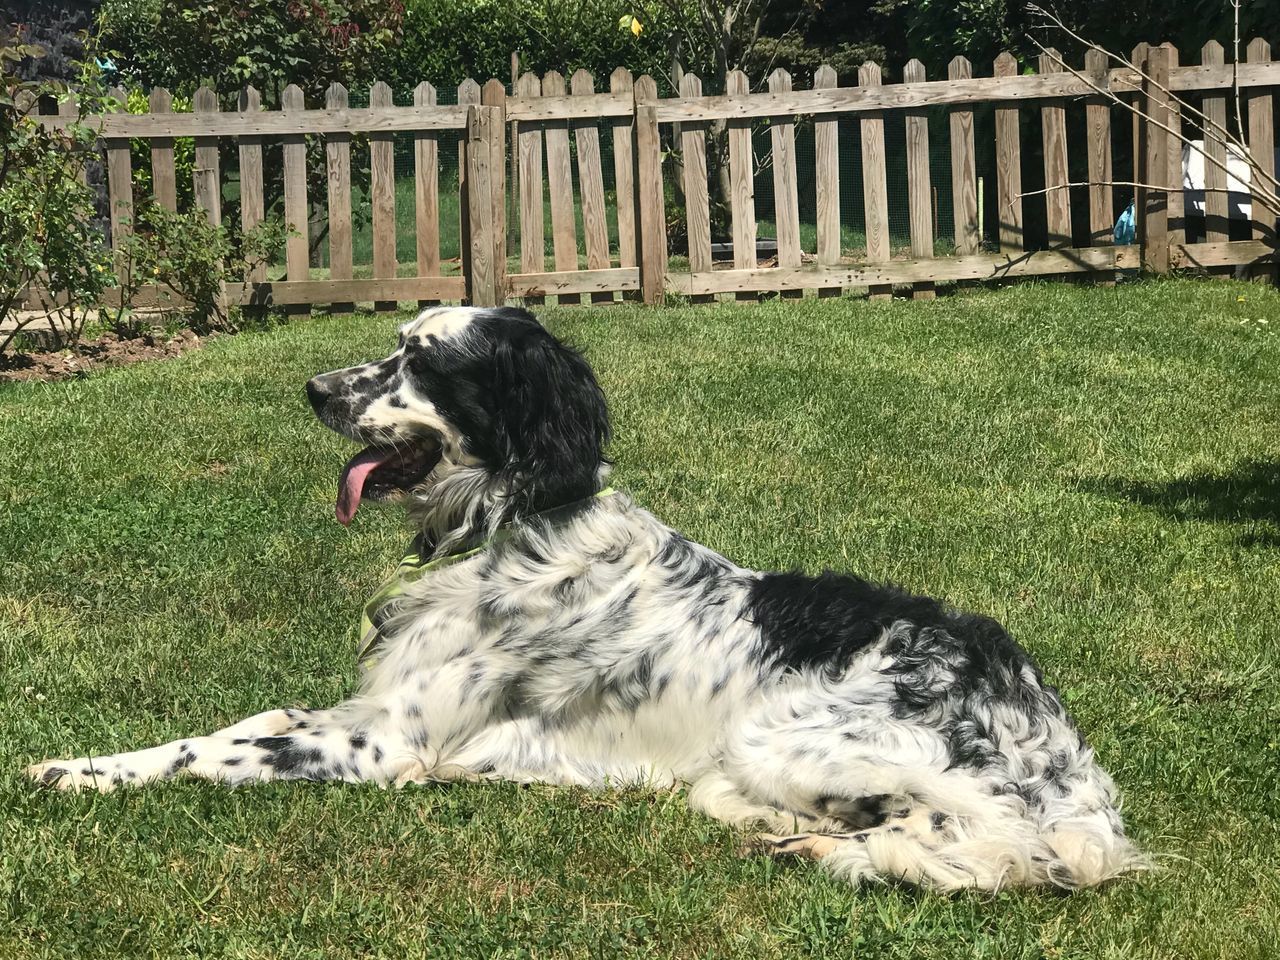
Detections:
25,706,421,792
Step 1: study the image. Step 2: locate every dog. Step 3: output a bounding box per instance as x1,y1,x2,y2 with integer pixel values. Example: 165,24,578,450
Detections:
27,305,1145,891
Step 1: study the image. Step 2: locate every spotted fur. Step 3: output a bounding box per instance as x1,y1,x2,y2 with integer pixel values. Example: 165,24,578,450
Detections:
27,306,1146,891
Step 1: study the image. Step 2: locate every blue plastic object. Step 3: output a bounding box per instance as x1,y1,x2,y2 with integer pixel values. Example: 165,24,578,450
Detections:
1113,201,1136,245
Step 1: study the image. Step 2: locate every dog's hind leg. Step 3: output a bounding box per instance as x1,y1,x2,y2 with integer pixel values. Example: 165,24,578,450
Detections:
25,707,423,791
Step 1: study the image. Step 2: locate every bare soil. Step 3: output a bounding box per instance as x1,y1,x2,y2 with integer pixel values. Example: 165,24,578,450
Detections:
0,329,207,383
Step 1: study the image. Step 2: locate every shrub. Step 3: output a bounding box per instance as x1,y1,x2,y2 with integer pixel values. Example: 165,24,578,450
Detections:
0,29,115,355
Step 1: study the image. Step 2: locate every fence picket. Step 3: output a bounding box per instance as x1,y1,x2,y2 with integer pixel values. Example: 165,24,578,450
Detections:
767,69,802,297
727,69,756,299
680,72,713,302
572,70,612,303
457,78,481,300
635,75,666,305
414,82,441,306
370,81,397,310
858,63,891,300
149,88,177,212
994,53,1023,254
610,68,638,272
105,86,133,281
240,86,267,285
1200,41,1229,243
1141,46,1172,273
322,83,352,309
1039,50,1073,248
904,60,935,299
516,72,546,302
1084,51,1114,250
281,84,309,315
542,71,580,290
948,57,979,255
813,64,840,297
466,106,498,306
1164,44,1185,249
481,79,507,304
1245,38,1275,281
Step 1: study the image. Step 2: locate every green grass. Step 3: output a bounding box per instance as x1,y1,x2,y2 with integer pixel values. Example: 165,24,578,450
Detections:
3,280,1280,958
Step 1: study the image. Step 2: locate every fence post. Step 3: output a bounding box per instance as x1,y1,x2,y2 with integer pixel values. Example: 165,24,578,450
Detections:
457,79,481,303
481,79,508,304
1245,38,1276,284
192,86,227,320
465,105,499,307
634,80,666,305
1140,45,1172,274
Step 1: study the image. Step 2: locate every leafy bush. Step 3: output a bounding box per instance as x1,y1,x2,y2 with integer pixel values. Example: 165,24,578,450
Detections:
0,30,115,355
112,203,294,337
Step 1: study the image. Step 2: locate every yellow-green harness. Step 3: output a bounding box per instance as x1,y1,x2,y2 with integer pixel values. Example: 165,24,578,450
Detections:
358,488,615,670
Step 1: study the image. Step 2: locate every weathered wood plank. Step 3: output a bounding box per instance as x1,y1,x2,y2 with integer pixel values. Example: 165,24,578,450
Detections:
1245,38,1276,280
1171,239,1276,269
481,79,507,304
105,86,134,279
572,70,612,303
515,72,546,292
508,268,640,297
457,79,480,301
859,62,891,300
1200,41,1230,243
727,69,756,300
994,53,1023,254
281,84,310,316
668,246,1140,295
239,86,267,284
542,71,579,280
904,60,934,299
193,86,226,317
1084,50,1115,248
192,86,221,226
233,276,465,306
323,83,352,309
37,105,471,136
414,82,441,305
1165,44,1185,249
370,81,397,311
635,89,667,305
768,69,802,296
148,87,177,212
1039,50,1072,247
465,105,498,306
25,277,467,311
1142,46,1172,273
813,64,841,296
611,68,638,272
505,92,633,121
35,61,1280,139
678,73,712,302
948,57,979,255
55,92,86,187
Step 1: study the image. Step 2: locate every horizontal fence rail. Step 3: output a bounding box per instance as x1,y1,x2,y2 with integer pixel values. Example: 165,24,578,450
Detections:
22,39,1280,315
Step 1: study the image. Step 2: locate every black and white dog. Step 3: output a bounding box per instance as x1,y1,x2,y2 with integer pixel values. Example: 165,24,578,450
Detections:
28,306,1145,891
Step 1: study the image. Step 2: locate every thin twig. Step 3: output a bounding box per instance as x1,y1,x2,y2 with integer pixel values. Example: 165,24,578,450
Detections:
1014,179,1248,207
1023,33,1280,214
1026,2,1276,193
1232,0,1244,141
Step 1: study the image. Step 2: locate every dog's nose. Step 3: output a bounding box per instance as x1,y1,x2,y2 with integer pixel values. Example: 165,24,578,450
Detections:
306,378,329,413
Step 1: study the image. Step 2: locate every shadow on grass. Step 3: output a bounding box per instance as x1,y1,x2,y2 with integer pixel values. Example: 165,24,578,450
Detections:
1081,458,1280,547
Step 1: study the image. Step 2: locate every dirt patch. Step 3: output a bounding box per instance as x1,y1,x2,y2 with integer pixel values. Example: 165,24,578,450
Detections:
0,329,208,383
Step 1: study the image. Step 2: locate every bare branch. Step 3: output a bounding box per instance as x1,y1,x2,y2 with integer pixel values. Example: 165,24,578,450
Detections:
1023,33,1280,212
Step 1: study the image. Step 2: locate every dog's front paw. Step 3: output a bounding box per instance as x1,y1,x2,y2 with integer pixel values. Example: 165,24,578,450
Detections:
26,758,123,792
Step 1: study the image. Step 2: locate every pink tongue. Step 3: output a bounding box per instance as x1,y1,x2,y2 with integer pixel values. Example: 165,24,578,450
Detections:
336,447,393,526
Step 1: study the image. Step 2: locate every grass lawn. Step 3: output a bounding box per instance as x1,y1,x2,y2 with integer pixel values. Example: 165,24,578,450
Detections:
3,279,1280,958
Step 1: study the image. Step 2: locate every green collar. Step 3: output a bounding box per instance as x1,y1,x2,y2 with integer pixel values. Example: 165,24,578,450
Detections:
357,487,615,669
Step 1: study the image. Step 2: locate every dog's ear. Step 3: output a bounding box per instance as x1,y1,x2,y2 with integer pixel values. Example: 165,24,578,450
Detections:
492,325,611,510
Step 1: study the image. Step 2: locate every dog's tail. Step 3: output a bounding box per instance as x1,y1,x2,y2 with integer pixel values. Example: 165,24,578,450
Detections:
808,762,1148,891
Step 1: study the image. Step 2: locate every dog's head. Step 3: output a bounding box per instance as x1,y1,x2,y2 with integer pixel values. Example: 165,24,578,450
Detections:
307,306,610,534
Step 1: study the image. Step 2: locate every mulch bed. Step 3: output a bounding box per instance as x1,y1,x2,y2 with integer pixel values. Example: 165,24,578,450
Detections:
0,329,208,384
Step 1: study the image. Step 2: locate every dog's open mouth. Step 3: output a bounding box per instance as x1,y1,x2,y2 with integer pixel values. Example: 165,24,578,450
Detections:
336,441,441,526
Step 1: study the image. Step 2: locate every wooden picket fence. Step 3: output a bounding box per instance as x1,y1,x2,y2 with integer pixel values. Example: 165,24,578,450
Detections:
30,39,1280,312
